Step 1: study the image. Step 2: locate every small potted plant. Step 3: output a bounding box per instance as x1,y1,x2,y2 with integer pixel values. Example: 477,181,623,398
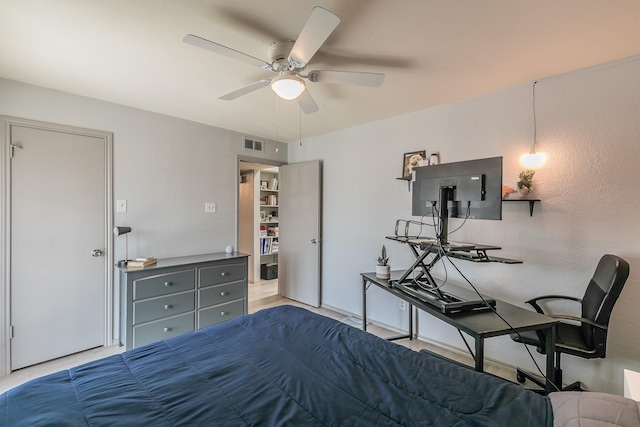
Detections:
376,245,391,279
517,169,535,198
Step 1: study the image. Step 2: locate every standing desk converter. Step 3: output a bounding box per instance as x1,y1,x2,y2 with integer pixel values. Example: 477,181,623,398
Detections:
361,271,558,393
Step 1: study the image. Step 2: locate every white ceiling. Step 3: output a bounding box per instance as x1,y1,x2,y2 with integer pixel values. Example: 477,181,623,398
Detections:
2,0,640,143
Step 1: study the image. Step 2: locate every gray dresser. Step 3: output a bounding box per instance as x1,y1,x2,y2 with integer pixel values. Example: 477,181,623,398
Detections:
118,252,249,350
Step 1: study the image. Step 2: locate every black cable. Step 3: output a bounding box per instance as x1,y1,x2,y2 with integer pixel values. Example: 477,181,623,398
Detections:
443,254,561,392
415,210,437,238
419,202,471,291
409,202,558,391
400,203,558,390
446,202,471,238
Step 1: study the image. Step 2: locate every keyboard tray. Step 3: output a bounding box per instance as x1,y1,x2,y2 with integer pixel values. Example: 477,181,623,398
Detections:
392,281,495,314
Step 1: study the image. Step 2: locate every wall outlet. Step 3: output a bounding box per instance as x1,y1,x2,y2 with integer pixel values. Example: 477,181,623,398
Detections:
398,300,407,311
205,202,216,213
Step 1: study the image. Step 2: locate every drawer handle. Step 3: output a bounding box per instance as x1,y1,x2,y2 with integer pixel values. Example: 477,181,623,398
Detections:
164,327,172,332
164,304,172,310
164,281,172,287
220,311,227,316
220,291,227,296
220,272,227,277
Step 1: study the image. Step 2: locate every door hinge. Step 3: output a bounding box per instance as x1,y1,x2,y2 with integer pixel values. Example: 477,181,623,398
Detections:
9,325,14,339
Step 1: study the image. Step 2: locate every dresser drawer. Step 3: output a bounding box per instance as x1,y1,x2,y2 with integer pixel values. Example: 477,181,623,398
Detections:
133,312,194,348
199,263,245,287
198,300,244,329
133,269,195,300
199,280,244,309
133,291,195,325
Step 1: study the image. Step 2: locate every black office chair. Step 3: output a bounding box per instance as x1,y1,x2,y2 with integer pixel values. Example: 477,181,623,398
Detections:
511,254,630,392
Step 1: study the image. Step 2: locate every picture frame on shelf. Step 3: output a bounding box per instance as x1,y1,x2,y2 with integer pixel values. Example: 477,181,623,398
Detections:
260,181,268,190
401,150,426,179
260,211,266,221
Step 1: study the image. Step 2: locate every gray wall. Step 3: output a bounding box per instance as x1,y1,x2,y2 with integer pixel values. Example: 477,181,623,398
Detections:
0,78,286,260
0,78,287,346
290,57,640,395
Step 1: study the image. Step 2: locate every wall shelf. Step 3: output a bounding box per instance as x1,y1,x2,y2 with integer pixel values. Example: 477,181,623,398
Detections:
503,198,540,216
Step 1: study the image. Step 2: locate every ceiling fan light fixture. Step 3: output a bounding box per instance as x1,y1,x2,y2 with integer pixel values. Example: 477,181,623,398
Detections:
271,72,306,100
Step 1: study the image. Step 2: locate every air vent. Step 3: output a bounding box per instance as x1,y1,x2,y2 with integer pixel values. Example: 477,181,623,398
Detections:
243,137,264,153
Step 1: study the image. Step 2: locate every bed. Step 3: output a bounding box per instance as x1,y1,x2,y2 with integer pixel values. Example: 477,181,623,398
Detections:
1,305,638,426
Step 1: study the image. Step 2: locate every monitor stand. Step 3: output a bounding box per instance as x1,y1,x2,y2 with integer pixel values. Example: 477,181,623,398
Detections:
387,232,496,314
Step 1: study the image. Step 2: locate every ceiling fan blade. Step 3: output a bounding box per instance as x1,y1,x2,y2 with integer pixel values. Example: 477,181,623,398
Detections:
288,7,340,68
298,89,319,114
219,80,271,100
307,70,385,87
183,34,273,71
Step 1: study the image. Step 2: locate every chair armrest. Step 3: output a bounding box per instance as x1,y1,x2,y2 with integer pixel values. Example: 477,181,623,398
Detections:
550,314,608,330
525,294,583,314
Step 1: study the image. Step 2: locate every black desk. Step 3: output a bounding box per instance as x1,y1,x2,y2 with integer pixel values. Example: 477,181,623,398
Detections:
361,271,558,393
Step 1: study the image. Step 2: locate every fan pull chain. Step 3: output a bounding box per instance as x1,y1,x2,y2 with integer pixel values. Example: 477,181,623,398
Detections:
275,96,280,142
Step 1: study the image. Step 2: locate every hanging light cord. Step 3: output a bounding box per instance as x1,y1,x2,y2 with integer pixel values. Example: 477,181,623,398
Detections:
531,80,537,154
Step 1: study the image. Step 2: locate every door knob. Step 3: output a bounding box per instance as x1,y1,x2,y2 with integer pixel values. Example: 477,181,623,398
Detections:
91,249,103,257
310,238,319,244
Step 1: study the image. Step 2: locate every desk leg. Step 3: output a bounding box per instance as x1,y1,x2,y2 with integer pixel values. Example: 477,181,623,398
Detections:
362,277,367,332
545,324,556,394
408,304,413,340
474,338,484,372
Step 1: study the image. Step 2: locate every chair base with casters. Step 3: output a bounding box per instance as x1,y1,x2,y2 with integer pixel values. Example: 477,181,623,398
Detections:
510,254,630,394
516,369,583,392
515,356,584,392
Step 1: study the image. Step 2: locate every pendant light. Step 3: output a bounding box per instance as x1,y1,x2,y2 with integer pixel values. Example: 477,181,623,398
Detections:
520,81,547,168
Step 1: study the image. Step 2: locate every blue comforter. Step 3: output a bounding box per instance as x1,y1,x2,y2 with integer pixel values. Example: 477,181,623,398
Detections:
0,305,551,426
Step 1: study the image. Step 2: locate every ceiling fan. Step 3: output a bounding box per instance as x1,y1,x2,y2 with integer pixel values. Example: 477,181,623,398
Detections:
183,6,385,114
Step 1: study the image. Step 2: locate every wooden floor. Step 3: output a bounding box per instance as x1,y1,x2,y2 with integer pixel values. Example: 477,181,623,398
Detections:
0,279,519,393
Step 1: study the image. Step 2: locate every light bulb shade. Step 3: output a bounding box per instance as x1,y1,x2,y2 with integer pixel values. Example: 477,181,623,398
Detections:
520,152,547,169
271,73,305,100
113,226,132,236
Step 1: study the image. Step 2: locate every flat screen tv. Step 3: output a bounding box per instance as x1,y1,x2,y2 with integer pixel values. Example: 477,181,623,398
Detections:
412,156,502,244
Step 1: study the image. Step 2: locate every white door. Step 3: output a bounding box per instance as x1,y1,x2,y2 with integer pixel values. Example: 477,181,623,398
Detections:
8,120,110,371
279,161,321,307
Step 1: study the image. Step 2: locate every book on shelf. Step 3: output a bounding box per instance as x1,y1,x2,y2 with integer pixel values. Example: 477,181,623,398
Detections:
127,257,157,268
271,178,278,191
260,237,273,255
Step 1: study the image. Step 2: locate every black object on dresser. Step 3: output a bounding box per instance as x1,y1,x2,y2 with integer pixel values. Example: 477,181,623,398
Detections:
118,252,249,350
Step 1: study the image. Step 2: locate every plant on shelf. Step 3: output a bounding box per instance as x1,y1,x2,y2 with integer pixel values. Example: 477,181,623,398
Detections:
517,169,535,197
376,245,391,279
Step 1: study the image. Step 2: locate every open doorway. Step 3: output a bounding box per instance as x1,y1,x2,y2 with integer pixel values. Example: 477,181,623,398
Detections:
239,160,281,310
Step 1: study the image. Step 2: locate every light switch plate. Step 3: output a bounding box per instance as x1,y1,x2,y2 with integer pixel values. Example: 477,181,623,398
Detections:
205,202,216,213
116,200,127,212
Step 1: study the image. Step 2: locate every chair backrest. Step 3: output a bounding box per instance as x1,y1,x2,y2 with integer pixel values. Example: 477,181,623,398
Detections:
581,254,630,355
